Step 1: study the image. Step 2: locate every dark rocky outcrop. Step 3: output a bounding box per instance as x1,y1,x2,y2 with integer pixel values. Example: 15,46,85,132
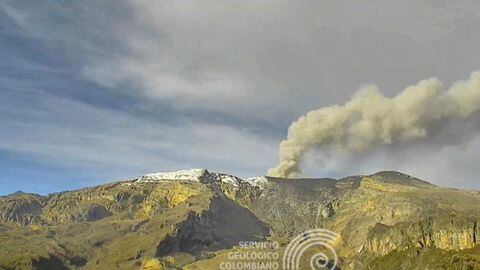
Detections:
0,193,44,225
156,195,269,255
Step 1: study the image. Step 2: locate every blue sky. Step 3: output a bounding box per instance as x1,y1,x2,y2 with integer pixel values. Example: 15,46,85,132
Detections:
1,1,480,195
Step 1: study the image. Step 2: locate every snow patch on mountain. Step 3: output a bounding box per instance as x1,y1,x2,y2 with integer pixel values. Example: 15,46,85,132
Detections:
206,172,243,187
136,169,206,182
244,176,269,187
128,169,270,188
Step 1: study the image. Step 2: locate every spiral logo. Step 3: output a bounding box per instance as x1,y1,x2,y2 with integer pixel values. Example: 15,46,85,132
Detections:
282,229,339,270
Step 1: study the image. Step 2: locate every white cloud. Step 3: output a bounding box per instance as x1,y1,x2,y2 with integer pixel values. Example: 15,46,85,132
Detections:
4,1,480,121
2,0,480,188
0,92,278,178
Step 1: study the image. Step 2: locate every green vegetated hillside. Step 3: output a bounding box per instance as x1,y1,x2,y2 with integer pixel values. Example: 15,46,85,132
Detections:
1,170,480,270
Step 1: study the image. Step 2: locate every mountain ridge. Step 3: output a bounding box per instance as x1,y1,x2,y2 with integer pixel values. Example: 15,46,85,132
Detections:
1,169,434,198
1,169,480,270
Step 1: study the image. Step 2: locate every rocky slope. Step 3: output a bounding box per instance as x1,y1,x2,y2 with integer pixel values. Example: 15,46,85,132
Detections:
1,169,480,269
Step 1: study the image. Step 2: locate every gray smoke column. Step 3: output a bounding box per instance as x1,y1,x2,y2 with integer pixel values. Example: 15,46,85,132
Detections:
268,72,480,178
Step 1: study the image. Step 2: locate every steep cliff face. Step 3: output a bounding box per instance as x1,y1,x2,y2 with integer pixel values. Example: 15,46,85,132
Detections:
366,217,480,255
1,170,480,270
0,192,44,225
156,195,269,256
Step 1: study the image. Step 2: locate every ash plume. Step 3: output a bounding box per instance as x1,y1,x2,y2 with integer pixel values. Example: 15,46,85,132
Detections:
268,72,480,178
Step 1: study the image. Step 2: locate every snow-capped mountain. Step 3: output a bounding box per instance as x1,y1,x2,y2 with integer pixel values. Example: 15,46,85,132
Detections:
2,170,479,270
128,168,269,188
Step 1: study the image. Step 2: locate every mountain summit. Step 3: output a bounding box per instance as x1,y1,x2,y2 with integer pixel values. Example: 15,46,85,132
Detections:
127,168,269,188
1,170,480,269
